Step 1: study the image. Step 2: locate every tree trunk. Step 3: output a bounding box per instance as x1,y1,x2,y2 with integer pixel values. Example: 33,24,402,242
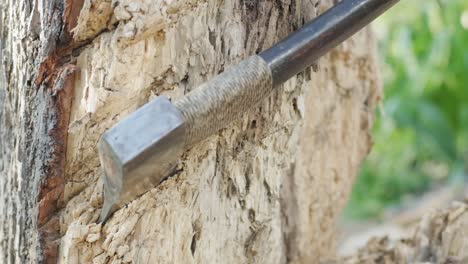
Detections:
339,201,468,264
0,0,381,263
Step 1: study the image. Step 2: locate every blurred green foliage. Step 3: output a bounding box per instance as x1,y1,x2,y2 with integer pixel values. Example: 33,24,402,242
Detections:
346,0,468,218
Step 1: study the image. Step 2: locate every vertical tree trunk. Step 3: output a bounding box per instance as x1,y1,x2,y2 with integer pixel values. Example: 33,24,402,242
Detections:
0,0,381,263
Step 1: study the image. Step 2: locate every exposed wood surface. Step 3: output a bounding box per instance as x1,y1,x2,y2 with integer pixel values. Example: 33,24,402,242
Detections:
0,0,381,263
337,200,468,264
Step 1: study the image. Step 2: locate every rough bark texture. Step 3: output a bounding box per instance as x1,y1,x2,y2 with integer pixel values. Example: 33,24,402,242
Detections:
0,0,79,262
1,0,381,263
337,200,468,264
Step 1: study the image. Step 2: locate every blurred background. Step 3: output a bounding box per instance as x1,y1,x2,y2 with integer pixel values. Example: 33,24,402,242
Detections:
339,0,468,253
344,0,468,220
346,0,468,218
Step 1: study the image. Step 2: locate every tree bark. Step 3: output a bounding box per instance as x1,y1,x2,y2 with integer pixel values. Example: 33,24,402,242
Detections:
0,0,381,263
338,201,468,264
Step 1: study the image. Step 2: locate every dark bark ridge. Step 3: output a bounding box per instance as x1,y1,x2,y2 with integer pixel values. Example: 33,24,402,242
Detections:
0,0,83,262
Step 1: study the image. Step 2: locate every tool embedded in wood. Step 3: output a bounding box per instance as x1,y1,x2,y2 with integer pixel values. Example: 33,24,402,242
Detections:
98,0,400,223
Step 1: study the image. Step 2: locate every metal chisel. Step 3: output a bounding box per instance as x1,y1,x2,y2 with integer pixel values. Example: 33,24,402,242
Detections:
98,0,399,223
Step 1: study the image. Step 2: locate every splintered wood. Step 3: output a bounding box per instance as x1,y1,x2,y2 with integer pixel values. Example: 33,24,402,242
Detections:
0,0,382,263
59,0,382,263
60,0,380,263
337,201,468,264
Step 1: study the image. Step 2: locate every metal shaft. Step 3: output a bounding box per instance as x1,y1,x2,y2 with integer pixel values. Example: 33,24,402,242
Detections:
98,0,400,223
175,0,399,149
260,0,399,86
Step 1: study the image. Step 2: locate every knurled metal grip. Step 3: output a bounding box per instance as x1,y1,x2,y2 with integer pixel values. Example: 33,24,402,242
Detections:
174,55,273,149
98,56,272,222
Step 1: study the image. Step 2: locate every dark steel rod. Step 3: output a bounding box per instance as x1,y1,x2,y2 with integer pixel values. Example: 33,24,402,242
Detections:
259,0,399,86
